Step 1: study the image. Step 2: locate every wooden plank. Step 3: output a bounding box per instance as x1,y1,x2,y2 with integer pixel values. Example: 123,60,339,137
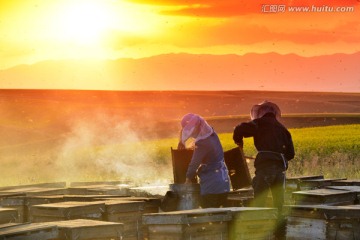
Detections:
223,207,278,221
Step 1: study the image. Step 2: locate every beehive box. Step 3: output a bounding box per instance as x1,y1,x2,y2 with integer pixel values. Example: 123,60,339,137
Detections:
0,182,66,192
29,201,105,222
142,208,231,240
331,179,360,186
299,178,346,190
66,184,120,195
26,195,65,207
52,219,124,240
109,197,161,213
102,200,145,240
292,188,357,205
0,187,67,197
285,175,324,204
86,185,130,196
63,194,126,202
326,185,360,204
0,223,58,240
285,205,360,240
226,188,254,207
0,208,18,224
69,181,128,187
1,196,27,223
223,207,277,240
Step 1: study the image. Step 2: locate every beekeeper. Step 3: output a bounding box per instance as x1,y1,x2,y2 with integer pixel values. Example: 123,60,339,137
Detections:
178,113,230,208
233,101,295,214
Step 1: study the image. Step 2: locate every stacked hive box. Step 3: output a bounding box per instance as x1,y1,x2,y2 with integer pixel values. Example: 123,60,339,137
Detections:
226,188,254,207
298,178,346,190
51,219,124,240
285,205,360,240
292,188,357,206
0,220,124,240
66,184,128,195
29,201,106,222
224,207,278,240
0,208,18,224
0,223,58,240
142,208,231,240
285,175,324,204
0,188,67,223
1,196,27,223
326,185,360,204
102,200,146,240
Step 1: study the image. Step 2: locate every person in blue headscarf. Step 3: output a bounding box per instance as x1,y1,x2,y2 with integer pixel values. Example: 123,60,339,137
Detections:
178,113,230,208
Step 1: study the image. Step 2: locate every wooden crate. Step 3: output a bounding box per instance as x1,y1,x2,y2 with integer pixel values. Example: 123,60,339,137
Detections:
102,200,145,240
0,187,67,196
101,197,161,213
84,184,130,196
0,208,18,224
292,188,356,205
286,175,324,191
331,179,360,186
0,182,66,191
0,223,58,240
226,189,254,207
69,181,130,187
326,186,360,204
66,184,119,195
143,208,231,240
285,205,360,240
224,207,277,240
29,201,105,222
299,178,346,190
285,175,324,204
26,195,65,207
63,194,127,202
1,196,27,223
52,219,124,240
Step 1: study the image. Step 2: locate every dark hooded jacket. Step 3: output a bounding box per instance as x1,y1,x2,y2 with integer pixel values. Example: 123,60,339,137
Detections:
233,113,295,171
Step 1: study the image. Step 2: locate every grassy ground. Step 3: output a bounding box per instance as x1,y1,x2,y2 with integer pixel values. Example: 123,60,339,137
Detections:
0,124,359,187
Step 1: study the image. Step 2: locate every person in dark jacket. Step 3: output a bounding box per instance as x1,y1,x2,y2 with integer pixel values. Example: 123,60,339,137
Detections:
233,101,295,214
178,113,231,208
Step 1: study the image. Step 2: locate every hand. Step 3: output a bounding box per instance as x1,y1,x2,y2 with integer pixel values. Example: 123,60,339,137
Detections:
184,178,192,184
178,142,185,150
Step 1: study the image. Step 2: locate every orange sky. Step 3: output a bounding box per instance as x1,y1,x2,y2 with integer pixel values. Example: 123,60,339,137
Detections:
0,0,359,90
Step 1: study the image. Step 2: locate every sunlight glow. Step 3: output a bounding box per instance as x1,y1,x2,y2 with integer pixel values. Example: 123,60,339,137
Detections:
53,1,116,45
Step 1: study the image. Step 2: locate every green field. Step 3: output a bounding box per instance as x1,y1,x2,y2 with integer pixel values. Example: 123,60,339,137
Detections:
1,124,359,187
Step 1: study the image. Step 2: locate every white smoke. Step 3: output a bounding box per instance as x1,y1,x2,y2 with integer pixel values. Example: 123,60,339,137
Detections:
54,111,173,186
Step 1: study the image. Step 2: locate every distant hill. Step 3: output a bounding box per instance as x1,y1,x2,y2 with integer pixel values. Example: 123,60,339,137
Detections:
0,52,359,92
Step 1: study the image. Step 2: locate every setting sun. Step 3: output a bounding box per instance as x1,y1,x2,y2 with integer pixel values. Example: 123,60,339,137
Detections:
52,1,117,45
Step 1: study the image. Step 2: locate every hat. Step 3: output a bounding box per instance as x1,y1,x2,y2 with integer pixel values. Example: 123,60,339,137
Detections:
250,101,281,120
